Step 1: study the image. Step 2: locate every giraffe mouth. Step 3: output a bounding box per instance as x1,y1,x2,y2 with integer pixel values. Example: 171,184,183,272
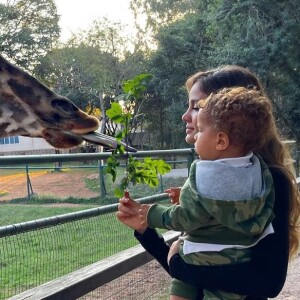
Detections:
81,132,137,152
42,129,137,152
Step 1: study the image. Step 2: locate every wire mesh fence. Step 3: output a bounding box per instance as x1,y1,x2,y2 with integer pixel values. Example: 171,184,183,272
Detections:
0,149,194,202
0,195,170,299
0,150,193,298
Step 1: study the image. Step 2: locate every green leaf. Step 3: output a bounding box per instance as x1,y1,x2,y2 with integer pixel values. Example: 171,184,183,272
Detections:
106,102,125,124
104,73,172,196
114,187,124,198
122,73,153,98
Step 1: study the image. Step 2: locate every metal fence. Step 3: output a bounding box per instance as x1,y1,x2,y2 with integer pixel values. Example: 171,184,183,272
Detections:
0,193,171,299
0,149,195,201
0,149,194,299
0,147,298,299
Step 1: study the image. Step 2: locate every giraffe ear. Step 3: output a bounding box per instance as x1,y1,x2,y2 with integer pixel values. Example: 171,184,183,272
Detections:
42,129,84,149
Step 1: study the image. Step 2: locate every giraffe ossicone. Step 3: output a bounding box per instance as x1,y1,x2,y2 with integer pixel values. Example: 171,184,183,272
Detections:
0,54,136,152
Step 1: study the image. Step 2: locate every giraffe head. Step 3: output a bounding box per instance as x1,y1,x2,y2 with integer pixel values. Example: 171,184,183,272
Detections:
0,55,136,152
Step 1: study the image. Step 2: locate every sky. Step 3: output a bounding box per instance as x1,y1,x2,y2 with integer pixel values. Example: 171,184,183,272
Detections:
54,0,135,41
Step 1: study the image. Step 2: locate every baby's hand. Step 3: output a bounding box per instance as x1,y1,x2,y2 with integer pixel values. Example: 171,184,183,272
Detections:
138,204,151,226
164,187,181,205
118,193,140,216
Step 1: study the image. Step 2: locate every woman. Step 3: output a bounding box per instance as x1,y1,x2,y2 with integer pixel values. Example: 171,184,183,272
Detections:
117,65,300,299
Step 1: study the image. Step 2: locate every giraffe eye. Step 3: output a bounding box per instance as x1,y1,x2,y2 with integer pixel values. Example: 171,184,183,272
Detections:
51,98,79,115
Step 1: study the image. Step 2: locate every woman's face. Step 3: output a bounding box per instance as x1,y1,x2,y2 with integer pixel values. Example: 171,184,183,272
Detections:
182,81,207,144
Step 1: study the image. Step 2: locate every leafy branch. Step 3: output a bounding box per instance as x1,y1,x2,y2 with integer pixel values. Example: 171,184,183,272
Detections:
105,74,171,197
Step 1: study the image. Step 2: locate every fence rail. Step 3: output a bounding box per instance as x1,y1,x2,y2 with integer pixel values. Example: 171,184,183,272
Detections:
0,193,168,238
0,148,195,200
0,193,171,299
0,149,195,165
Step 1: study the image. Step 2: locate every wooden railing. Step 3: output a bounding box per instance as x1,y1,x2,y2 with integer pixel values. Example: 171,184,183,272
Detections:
9,231,179,300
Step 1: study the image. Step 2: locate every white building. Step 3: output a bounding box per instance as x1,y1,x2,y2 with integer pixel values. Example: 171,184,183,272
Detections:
0,136,55,155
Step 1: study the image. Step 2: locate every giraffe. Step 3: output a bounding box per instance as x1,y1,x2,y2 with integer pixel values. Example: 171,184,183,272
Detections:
0,54,136,152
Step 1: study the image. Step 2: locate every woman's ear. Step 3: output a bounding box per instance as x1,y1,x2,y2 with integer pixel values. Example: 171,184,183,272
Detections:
216,132,229,150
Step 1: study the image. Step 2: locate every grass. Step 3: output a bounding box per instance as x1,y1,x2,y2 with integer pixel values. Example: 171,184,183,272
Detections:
0,168,186,225
0,167,187,298
0,204,98,226
0,212,138,299
0,182,183,299
0,174,185,225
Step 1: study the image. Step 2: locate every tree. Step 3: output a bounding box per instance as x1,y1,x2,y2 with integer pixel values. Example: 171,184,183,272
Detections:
142,0,300,148
35,19,148,141
35,46,116,114
145,14,211,148
0,0,60,69
203,0,300,143
130,0,197,51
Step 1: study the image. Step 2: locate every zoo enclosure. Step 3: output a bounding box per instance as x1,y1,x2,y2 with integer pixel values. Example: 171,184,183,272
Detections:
0,149,194,299
0,147,298,299
1,193,175,299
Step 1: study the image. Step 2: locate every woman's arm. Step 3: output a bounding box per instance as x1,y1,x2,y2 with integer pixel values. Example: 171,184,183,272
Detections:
134,224,273,300
169,233,288,297
134,227,170,272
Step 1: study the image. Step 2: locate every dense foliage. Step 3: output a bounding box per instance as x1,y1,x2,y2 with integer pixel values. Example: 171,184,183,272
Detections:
0,0,59,69
1,0,299,149
136,0,300,148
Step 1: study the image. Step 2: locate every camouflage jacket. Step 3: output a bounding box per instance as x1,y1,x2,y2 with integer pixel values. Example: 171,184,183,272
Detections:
147,156,275,245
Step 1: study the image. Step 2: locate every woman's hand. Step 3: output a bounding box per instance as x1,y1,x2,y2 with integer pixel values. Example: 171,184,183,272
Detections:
167,239,181,264
116,193,148,234
138,204,151,226
165,187,181,205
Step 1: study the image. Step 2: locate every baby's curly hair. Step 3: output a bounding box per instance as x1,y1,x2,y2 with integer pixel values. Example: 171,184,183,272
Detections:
198,87,274,153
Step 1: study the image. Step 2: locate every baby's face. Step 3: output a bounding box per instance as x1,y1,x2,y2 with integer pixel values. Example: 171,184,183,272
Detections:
194,109,219,160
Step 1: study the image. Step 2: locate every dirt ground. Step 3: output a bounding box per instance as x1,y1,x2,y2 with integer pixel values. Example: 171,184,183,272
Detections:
274,254,300,299
86,255,300,299
0,170,99,201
